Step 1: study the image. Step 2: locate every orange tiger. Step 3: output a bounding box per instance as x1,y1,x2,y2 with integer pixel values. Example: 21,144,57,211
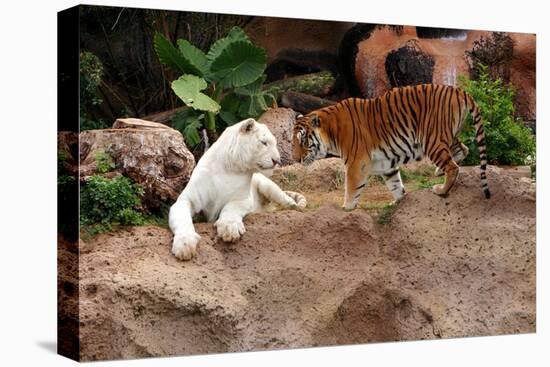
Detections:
292,84,490,210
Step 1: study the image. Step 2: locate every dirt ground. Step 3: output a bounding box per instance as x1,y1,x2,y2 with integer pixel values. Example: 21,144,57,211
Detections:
66,161,536,361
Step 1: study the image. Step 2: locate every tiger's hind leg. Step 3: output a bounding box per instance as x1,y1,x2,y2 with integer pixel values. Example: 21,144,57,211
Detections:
435,142,469,176
383,169,406,202
431,147,460,196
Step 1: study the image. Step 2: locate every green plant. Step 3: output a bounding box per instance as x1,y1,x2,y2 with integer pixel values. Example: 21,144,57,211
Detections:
154,27,275,147
80,175,145,231
459,64,535,166
95,151,116,174
80,51,108,131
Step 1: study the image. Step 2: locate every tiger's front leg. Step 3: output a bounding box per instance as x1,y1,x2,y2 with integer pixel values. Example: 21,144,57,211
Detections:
383,169,406,202
215,199,253,242
343,160,370,210
252,173,307,209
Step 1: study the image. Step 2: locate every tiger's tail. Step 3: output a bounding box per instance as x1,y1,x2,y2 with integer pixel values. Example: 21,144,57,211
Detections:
466,94,491,199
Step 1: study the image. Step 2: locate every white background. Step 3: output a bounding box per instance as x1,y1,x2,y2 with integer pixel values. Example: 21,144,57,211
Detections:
0,0,547,365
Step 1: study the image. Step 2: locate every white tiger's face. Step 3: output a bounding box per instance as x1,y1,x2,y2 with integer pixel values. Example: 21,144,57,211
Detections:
227,118,281,172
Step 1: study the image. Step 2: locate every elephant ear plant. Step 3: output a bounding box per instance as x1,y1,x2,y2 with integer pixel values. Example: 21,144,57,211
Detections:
154,27,275,148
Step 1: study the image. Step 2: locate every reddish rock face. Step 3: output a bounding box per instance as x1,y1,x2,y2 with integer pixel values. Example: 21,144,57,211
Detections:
354,27,535,121
246,17,354,63
510,33,536,121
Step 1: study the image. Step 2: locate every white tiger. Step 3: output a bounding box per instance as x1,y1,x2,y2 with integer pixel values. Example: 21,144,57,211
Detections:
169,118,307,260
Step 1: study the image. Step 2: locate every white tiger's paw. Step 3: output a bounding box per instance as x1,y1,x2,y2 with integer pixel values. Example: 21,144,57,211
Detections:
284,191,307,209
172,232,201,261
215,218,246,242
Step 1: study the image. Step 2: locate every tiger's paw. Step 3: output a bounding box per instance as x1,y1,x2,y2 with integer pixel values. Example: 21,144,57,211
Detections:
432,184,448,196
172,232,201,261
285,191,307,209
342,201,358,211
215,218,246,243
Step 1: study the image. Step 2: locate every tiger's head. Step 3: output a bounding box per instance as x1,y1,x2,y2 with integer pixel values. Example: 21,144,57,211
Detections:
292,113,330,165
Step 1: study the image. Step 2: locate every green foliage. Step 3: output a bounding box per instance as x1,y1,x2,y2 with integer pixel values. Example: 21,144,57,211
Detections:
172,110,204,147
233,76,276,118
209,41,267,88
154,27,271,147
459,64,535,166
171,75,221,112
80,175,145,230
80,51,108,131
95,151,116,174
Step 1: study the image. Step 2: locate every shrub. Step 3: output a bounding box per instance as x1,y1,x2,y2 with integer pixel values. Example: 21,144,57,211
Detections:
95,151,116,174
80,175,145,229
154,27,274,147
459,64,535,166
80,51,108,131
465,32,514,83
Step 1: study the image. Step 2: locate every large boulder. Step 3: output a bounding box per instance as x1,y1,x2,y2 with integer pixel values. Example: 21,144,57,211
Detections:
77,118,195,210
259,108,298,166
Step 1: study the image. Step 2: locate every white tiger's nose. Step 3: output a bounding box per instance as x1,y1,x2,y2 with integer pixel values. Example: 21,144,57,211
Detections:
272,158,281,167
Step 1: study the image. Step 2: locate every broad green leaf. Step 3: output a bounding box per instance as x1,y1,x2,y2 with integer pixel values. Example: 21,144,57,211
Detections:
172,110,203,147
153,33,188,75
219,110,239,126
220,92,241,113
154,33,206,76
177,39,209,76
171,75,220,113
209,41,267,89
233,76,273,119
234,75,266,96
206,27,250,65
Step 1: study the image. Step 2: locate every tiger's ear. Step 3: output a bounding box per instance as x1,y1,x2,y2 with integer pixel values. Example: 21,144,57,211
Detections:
240,118,256,134
311,114,320,127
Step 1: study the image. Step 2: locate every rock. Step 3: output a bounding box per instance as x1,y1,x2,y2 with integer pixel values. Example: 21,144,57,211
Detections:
350,27,536,122
385,39,435,87
416,27,468,39
68,164,535,361
245,18,354,81
339,24,407,97
509,33,536,121
77,118,195,210
280,91,336,114
259,108,299,166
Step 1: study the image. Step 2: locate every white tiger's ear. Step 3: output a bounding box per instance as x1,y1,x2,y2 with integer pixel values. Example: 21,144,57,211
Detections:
240,118,256,134
312,114,320,127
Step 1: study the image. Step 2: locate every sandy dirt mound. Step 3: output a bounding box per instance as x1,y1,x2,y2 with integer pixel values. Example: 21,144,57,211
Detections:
71,166,535,361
